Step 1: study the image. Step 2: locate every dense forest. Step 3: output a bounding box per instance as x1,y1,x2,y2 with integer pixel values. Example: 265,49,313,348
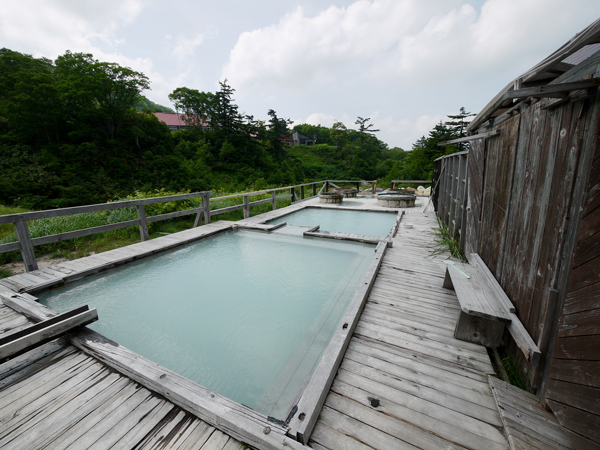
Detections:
0,48,471,209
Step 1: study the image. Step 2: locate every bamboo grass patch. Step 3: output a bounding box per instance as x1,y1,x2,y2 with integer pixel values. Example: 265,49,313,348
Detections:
429,216,467,262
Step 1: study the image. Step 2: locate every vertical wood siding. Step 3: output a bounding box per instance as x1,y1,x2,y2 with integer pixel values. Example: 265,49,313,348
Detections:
434,91,600,448
546,98,600,450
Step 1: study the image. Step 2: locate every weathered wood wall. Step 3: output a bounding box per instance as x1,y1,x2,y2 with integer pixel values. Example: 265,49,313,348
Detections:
435,89,600,448
544,95,600,450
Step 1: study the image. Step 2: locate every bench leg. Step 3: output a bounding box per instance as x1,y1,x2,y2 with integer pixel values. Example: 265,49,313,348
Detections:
443,268,454,289
454,312,505,348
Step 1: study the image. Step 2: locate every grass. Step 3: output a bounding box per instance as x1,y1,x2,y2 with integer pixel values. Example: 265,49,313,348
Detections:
0,187,303,275
429,216,467,262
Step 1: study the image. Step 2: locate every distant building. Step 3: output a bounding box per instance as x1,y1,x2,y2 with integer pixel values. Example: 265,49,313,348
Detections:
153,112,209,131
281,131,316,146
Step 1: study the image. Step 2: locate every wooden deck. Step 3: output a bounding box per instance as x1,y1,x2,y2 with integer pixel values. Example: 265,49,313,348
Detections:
489,377,574,450
307,205,510,450
0,310,246,450
0,197,522,449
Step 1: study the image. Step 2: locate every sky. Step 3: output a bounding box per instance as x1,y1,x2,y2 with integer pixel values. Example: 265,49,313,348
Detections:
2,0,599,149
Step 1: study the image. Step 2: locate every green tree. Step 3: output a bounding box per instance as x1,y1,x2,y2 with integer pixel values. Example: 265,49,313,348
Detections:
266,109,292,161
168,87,215,128
55,51,150,141
444,107,474,151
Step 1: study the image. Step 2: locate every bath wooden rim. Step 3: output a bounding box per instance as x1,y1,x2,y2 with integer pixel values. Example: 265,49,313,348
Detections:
0,204,398,448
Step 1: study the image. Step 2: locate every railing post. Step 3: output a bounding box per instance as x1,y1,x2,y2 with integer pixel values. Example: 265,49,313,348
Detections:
243,195,250,219
356,181,360,191
372,180,377,195
312,183,317,196
300,185,305,200
194,193,211,227
325,181,329,192
14,219,38,272
271,191,277,210
136,205,150,241
203,193,211,225
290,187,296,203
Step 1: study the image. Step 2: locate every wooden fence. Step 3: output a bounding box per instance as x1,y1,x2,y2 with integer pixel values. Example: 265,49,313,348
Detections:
432,151,468,243
0,179,377,273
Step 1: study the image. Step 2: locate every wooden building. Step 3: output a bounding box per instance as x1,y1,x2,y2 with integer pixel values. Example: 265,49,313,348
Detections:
433,18,600,449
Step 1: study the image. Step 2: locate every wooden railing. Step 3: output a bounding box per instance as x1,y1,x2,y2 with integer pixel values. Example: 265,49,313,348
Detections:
0,179,378,272
390,180,432,189
432,151,468,241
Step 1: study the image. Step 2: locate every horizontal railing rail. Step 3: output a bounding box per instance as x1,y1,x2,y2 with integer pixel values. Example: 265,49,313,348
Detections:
0,179,378,273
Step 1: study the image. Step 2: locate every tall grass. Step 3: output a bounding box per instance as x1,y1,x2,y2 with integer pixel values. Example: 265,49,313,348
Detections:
430,216,467,262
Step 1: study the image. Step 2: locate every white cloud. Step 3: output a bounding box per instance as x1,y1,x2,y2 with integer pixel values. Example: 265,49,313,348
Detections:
223,0,599,93
0,0,144,57
222,0,447,92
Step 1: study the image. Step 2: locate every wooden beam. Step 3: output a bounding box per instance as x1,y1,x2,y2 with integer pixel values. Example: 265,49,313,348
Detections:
243,195,250,219
390,179,433,184
0,307,98,361
504,78,600,100
438,129,501,146
136,205,150,241
13,219,37,272
0,191,214,225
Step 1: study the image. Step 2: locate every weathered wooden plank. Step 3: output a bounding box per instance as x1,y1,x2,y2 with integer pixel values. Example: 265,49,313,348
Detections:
310,419,378,450
339,357,501,426
330,379,507,450
9,372,130,450
0,362,108,445
111,401,178,450
0,308,98,361
337,367,504,440
354,322,493,372
563,280,600,314
548,359,600,387
86,395,167,450
314,402,423,450
504,79,600,99
13,219,37,272
67,328,304,450
177,421,215,450
546,378,600,416
490,377,576,450
359,311,484,353
60,388,154,449
48,374,146,450
548,398,600,443
553,335,600,360
444,264,511,322
0,351,90,405
558,308,600,337
288,241,388,444
0,340,71,388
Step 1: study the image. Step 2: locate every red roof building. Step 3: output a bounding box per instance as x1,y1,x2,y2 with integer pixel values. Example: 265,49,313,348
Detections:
153,112,209,131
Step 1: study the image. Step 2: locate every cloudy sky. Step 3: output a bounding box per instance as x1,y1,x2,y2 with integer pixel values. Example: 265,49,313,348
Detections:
2,0,599,149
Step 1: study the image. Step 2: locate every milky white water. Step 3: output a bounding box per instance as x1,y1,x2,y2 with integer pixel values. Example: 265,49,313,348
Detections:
268,207,396,237
38,229,375,419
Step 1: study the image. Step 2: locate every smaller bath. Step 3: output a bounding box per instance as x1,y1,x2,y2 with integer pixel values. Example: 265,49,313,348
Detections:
376,193,417,208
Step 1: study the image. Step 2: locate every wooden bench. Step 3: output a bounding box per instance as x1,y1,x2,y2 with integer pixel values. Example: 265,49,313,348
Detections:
443,254,541,366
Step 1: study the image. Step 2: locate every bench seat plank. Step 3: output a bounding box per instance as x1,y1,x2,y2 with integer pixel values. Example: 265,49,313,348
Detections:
445,263,511,323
